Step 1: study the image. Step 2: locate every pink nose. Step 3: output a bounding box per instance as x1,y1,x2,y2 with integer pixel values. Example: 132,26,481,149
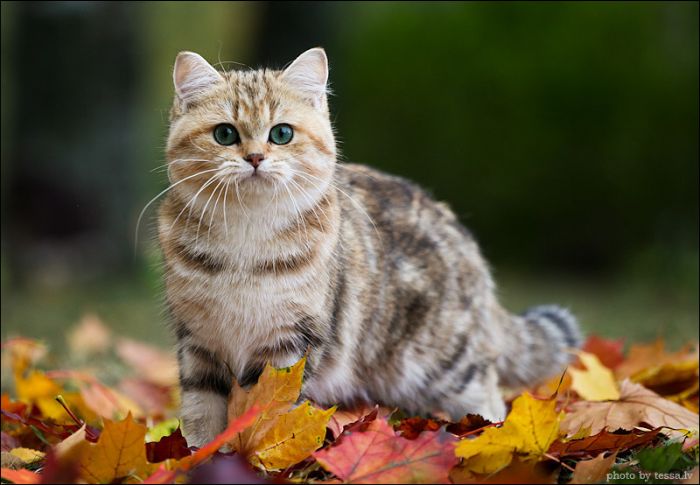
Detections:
244,153,265,168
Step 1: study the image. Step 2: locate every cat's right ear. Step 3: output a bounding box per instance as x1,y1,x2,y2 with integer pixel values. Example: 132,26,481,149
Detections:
173,51,223,106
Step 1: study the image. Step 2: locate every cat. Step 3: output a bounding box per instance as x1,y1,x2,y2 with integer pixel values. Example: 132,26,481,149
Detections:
158,47,581,447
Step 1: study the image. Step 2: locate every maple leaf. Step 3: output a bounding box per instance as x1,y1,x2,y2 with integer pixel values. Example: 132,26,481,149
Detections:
252,401,335,470
615,339,697,379
78,412,152,484
569,351,620,401
314,417,457,484
145,428,190,463
455,392,562,475
548,428,662,458
227,357,335,471
450,457,557,484
327,405,390,439
561,380,699,438
66,314,112,357
115,338,179,388
570,451,617,484
582,335,625,370
0,468,40,484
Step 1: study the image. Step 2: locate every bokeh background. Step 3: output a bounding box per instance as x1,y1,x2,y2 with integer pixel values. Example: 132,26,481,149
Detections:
1,2,698,351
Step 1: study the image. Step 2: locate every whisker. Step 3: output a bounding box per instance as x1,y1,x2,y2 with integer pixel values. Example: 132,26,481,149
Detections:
207,179,227,246
168,172,222,235
196,176,225,247
134,166,220,249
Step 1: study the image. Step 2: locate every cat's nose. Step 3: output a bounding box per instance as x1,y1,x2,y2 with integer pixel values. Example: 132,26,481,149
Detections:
244,153,265,168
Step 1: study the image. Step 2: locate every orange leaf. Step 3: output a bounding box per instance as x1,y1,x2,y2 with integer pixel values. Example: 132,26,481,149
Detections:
181,405,261,470
0,468,40,484
314,418,457,484
582,335,625,370
78,412,151,484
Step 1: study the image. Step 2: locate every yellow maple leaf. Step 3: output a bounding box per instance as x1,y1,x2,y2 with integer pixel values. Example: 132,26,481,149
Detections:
227,357,336,471
569,351,621,401
228,358,306,454
9,447,45,464
79,412,152,484
253,401,336,471
455,392,562,475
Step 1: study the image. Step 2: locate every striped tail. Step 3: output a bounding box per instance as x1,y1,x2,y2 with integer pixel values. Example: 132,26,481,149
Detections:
496,304,582,388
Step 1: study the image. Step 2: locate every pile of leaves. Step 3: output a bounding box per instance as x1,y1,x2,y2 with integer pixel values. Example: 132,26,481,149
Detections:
1,316,698,484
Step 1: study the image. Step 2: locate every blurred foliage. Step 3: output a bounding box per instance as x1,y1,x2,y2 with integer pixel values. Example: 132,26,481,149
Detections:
0,2,697,345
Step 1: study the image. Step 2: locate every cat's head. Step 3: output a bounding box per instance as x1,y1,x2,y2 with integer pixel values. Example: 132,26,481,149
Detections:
165,48,336,216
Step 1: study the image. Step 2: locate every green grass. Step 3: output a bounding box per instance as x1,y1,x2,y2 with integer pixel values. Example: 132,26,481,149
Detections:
1,265,697,354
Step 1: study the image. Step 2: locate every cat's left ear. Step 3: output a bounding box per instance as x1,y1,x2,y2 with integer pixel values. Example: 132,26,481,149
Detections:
281,47,329,110
173,51,223,106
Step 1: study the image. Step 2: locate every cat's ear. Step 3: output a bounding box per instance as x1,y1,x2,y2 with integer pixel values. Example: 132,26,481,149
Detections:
281,47,329,109
173,51,223,105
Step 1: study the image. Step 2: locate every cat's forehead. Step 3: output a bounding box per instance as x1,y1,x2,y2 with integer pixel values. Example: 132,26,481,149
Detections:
219,69,286,120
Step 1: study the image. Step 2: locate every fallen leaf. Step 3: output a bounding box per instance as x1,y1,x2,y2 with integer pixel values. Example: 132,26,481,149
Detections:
0,468,40,484
145,428,190,463
561,380,699,437
2,338,47,380
78,412,151,484
1,433,19,453
228,359,306,455
582,335,625,370
55,425,89,459
66,314,112,357
397,416,443,440
327,405,386,439
450,456,557,484
252,401,335,470
569,351,620,401
570,451,617,484
548,428,662,458
616,339,697,379
115,339,178,387
314,418,457,484
8,448,44,464
455,393,562,475
228,358,335,470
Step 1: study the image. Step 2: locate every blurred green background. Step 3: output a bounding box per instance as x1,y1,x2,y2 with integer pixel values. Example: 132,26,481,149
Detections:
1,2,697,351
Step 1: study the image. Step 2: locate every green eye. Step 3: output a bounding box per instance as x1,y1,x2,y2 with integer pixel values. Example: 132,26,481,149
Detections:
269,124,293,145
213,124,239,145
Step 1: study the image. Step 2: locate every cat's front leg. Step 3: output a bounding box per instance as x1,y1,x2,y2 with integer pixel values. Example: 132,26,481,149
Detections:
180,389,228,448
177,342,233,448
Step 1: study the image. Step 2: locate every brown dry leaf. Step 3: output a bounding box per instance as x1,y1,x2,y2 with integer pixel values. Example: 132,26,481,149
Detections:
55,425,89,460
66,314,112,357
570,451,617,484
327,405,390,439
115,338,179,387
79,412,152,484
632,359,699,412
561,380,699,437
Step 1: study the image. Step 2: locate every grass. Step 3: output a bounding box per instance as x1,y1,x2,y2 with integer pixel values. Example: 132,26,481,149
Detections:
1,264,698,354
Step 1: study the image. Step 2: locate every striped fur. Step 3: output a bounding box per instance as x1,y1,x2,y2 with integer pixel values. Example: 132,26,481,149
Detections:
159,48,581,447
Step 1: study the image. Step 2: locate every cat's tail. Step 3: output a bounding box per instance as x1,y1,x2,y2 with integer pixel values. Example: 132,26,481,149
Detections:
495,304,582,388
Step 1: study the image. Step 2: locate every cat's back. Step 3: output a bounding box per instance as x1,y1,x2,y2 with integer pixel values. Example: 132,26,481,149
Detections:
335,163,477,254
